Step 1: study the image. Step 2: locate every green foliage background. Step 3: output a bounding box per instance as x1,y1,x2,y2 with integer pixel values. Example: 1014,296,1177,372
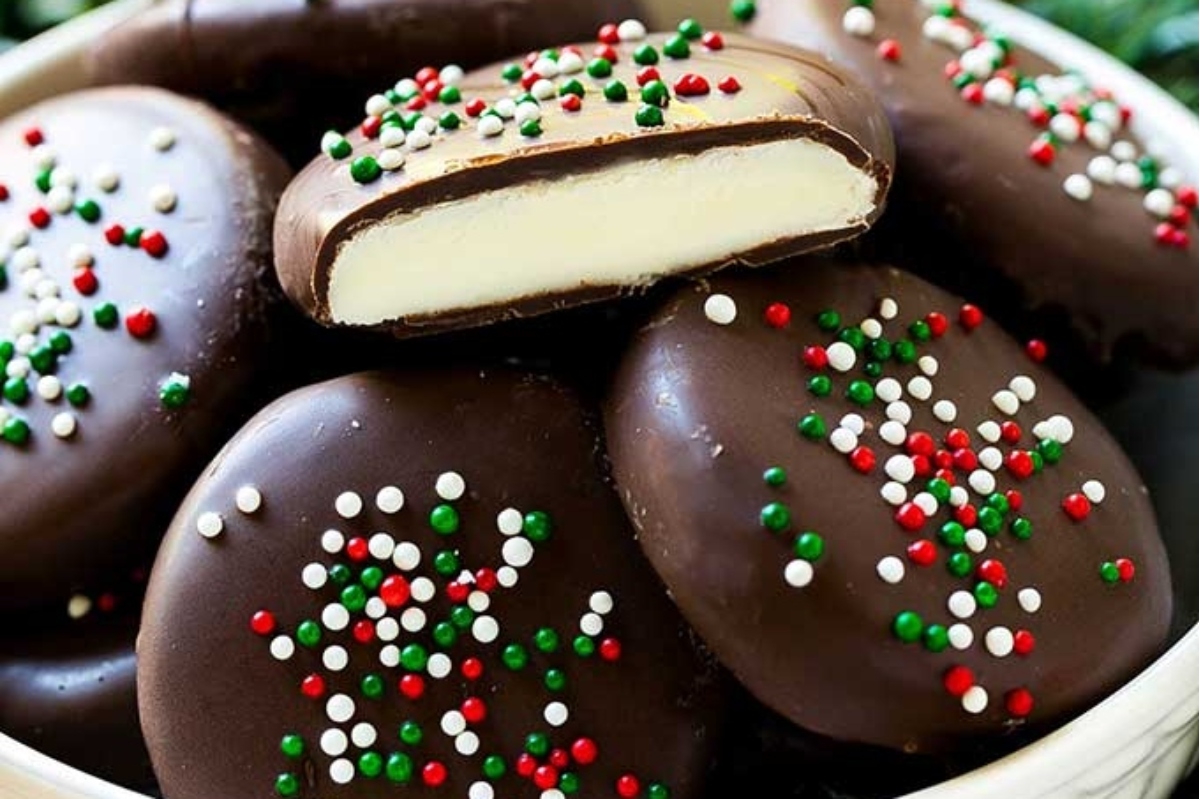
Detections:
0,0,1197,110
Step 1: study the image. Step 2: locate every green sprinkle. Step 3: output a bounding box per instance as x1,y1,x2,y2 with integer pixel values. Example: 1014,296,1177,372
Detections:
449,604,475,630
807,375,832,397
123,226,143,247
280,734,304,759
399,643,428,672
838,327,866,351
75,199,101,223
560,772,581,794
892,339,917,364
35,169,52,193
678,18,704,38
635,104,665,127
0,341,12,360
350,156,382,184
515,92,539,106
938,521,966,547
501,63,522,82
986,492,1010,516
815,309,840,331
760,502,791,532
359,751,383,778
401,112,423,131
433,621,457,648
433,550,459,576
361,673,384,699
1099,561,1120,583
922,624,949,652
1010,517,1033,540
947,552,973,578
648,784,671,799
275,773,299,797
868,338,892,361
519,119,543,137
558,78,585,98
438,111,461,130
93,301,118,328
502,643,529,671
793,532,824,561
633,44,659,65
604,80,629,102
763,466,787,486
159,376,190,409
663,34,690,58
533,627,559,653
386,752,414,783
573,635,595,658
974,581,999,608
846,380,874,406
2,417,29,446
892,611,923,643
730,0,757,22
398,721,423,746
430,504,459,534
978,506,1004,535
65,382,90,407
523,511,552,542
438,85,461,104
360,566,383,591
863,361,883,378
48,331,72,354
797,413,826,440
1037,438,1063,464
28,345,55,374
340,584,367,613
640,80,670,107
328,563,352,585
296,620,321,648
544,668,566,692
3,377,28,404
483,754,506,780
525,732,550,757
1029,449,1045,473
587,57,613,78
926,478,951,504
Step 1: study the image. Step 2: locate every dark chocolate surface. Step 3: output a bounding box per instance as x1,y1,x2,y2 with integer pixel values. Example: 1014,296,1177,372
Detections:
274,30,893,334
605,258,1172,754
0,87,290,612
748,0,1198,366
87,0,646,165
139,368,725,799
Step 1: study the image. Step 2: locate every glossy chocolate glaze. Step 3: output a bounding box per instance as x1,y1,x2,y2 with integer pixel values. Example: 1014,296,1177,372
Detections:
139,368,726,799
0,88,290,612
86,0,646,165
605,258,1171,754
274,31,893,335
749,0,1198,366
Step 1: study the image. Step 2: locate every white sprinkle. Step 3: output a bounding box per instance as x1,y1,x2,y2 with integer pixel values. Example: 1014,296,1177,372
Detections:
543,791,566,799
334,491,362,518
530,78,556,101
497,566,519,588
1082,479,1106,504
365,596,387,619
1049,112,1080,143
469,782,495,799
880,481,907,506
964,528,988,553
330,759,354,785
365,93,392,116
37,297,60,324
1115,161,1144,189
617,18,647,41
1159,167,1183,189
326,694,355,723
322,603,350,631
1018,587,1042,613
6,227,30,249
1144,188,1176,218
948,624,974,650
1009,375,1037,402
93,164,119,192
977,421,1001,443
917,355,939,377
580,612,604,636
149,184,177,213
375,486,405,514
879,420,907,447
441,710,467,736
983,77,1015,105
370,617,397,642
875,378,902,403
1111,140,1138,161
1090,100,1121,131
933,400,958,423
978,446,1003,471
503,537,534,568
368,532,395,560
455,731,481,756
949,486,969,508
1083,120,1112,151
877,297,899,320
839,414,865,435
439,64,465,85
270,636,295,661
1087,155,1117,185
913,492,938,517
885,454,916,484
392,541,421,571
406,128,433,150
826,341,856,372
55,302,81,328
302,563,327,590
5,356,30,378
829,427,858,454
196,511,223,539
472,615,500,643
379,644,400,667
324,643,348,667
969,469,996,495
948,590,977,619
351,722,377,748
401,607,427,633
411,577,436,603
992,390,1020,416
907,376,932,401
321,529,345,554
37,375,61,400
53,413,76,444
435,471,466,500
887,401,912,425
922,13,951,42
320,728,348,756
31,144,57,170
1063,173,1093,201
378,147,405,171
47,186,74,214
784,559,815,587
876,556,905,584
477,115,504,137
149,126,176,151
11,246,38,272
320,130,345,155
67,594,91,619
556,51,585,75
860,318,883,339
1049,414,1075,443
515,101,541,125
589,590,614,615
842,6,876,36
703,294,737,325
985,626,1015,657
466,591,490,613
496,507,524,535
959,47,994,79
544,701,570,727
380,126,406,148
67,243,92,267
494,98,516,118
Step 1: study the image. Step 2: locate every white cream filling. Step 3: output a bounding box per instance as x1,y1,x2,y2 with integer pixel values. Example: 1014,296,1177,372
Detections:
328,138,878,324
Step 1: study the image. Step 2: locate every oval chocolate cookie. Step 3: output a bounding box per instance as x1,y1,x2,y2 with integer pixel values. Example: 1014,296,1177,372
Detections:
87,0,646,165
139,369,725,799
748,0,1198,365
605,258,1171,754
0,87,290,611
274,25,893,336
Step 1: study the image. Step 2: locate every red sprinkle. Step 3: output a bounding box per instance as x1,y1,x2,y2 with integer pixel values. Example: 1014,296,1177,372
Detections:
945,428,970,450
961,83,984,105
1005,489,1024,512
1062,492,1091,521
959,303,984,331
1028,137,1055,166
764,302,791,328
911,454,933,478
944,60,962,79
1116,558,1136,582
300,674,326,699
616,775,641,799
361,116,382,139
934,450,954,471
29,207,50,229
345,537,369,562
104,224,126,245
895,502,927,532
943,665,974,696
446,581,470,604
560,94,583,112
1169,204,1191,227
1177,185,1198,208
802,345,828,370
599,637,622,662
534,765,559,790
414,66,439,86
520,70,542,90
421,761,447,788
976,559,1008,588
934,468,956,485
849,446,876,474
955,504,978,528
673,73,710,97
571,738,598,765
461,658,484,681
461,697,487,724
594,44,619,63
598,23,620,44
140,229,169,258
399,674,426,700
124,307,157,339
405,95,427,111
23,127,43,147
906,432,935,457
907,539,937,566
465,98,487,117
515,753,538,778
1005,687,1034,717
352,619,375,644
1000,421,1022,444
474,568,498,593
1025,339,1048,362
0,184,8,201
73,267,98,296
877,38,902,61
952,448,978,472
249,610,276,636
380,575,411,607
421,79,443,102
97,593,117,612
701,31,724,50
925,311,949,338
1005,451,1034,480
1027,106,1051,127
549,749,570,769
635,66,661,86
1013,629,1036,656
717,75,742,94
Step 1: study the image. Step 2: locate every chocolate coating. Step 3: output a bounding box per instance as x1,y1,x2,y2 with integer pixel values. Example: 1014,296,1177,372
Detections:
139,368,725,799
87,0,645,165
0,611,154,793
748,0,1198,366
0,87,290,611
274,31,893,335
605,258,1172,754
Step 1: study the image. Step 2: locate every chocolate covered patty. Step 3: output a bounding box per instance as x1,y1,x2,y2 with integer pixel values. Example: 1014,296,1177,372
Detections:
0,87,290,611
748,0,1198,365
139,369,724,799
86,0,645,165
274,25,893,336
605,259,1171,754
